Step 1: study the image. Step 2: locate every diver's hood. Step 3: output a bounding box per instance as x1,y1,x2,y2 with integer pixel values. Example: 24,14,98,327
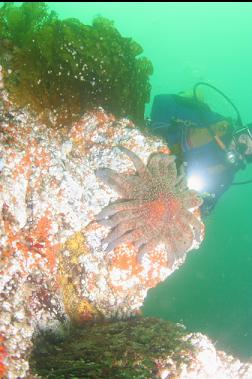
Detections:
151,94,227,131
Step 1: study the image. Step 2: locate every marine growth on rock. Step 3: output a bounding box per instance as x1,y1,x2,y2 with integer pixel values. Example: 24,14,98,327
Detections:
0,2,153,127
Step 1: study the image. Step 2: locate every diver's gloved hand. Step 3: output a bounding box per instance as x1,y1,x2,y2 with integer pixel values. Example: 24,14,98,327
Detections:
144,117,151,127
200,193,216,217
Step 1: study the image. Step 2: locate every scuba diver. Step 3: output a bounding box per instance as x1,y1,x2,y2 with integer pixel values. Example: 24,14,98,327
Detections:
148,82,252,216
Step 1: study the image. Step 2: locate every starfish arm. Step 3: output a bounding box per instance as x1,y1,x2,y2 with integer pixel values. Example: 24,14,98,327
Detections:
95,200,143,220
181,190,203,209
95,168,142,198
148,153,177,186
104,227,145,253
118,146,151,180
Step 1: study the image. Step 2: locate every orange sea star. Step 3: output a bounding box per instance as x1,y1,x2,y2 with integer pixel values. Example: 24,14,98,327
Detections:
95,147,203,264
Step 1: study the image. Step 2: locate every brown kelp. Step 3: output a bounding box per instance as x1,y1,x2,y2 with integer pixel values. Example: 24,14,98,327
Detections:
0,2,153,127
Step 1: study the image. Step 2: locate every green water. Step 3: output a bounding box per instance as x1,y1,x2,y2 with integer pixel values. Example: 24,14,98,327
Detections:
47,2,252,359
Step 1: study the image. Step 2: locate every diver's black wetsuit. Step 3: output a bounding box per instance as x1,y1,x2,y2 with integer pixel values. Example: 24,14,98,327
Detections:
149,94,238,216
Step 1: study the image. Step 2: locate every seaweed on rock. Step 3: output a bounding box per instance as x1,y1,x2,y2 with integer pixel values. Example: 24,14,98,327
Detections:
0,2,153,127
30,317,193,379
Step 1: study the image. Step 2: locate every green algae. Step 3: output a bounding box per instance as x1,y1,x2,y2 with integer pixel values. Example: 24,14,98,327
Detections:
30,317,194,379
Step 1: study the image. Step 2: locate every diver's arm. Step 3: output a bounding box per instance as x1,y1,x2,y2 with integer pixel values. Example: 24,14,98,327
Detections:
200,195,217,217
200,165,236,217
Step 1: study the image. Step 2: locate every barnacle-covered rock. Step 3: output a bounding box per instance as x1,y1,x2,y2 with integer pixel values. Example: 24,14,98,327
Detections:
0,102,205,377
1,101,252,378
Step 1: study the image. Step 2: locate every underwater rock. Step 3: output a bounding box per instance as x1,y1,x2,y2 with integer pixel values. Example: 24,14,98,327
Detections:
0,102,252,378
180,332,252,379
0,102,205,377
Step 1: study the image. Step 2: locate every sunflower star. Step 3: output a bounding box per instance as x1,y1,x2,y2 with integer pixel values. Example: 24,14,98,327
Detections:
95,146,203,264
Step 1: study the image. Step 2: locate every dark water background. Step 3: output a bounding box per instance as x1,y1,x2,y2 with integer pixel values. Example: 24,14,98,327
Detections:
35,2,252,359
